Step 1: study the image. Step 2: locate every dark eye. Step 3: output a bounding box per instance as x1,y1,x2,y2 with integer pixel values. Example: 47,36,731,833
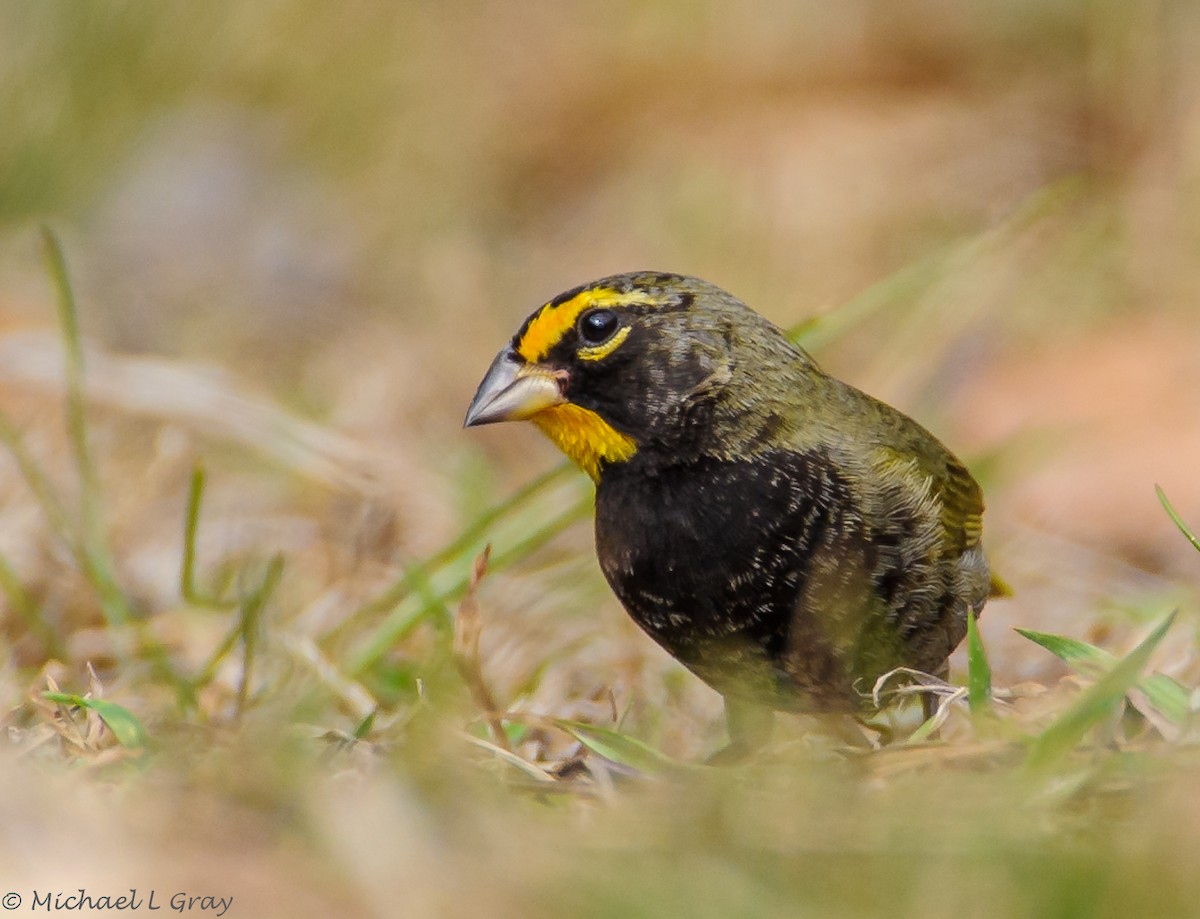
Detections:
579,309,619,345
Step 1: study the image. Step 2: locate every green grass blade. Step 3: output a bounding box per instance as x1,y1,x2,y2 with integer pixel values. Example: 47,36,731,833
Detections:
353,709,377,739
181,464,231,608
182,466,288,707
0,402,133,636
234,554,284,717
343,462,575,625
44,692,151,749
347,494,592,676
0,232,191,702
790,178,1084,354
966,611,992,713
1025,611,1177,771
41,227,133,631
1016,628,1112,674
193,620,246,691
41,228,145,660
790,246,955,352
554,719,684,774
190,554,282,696
40,229,95,521
1156,485,1200,554
1133,672,1191,725
1017,626,1191,725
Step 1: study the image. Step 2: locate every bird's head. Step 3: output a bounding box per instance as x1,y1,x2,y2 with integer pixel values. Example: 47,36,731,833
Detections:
464,272,810,480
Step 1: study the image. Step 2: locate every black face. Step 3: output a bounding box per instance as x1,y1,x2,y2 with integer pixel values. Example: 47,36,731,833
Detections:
534,304,735,454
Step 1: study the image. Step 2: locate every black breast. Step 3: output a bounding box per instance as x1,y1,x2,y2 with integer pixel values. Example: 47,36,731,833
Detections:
593,449,878,710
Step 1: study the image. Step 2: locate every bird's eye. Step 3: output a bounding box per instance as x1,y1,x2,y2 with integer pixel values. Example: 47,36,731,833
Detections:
579,309,620,345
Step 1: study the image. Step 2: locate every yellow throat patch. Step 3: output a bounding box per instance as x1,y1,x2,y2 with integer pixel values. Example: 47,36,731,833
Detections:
530,403,637,481
515,284,654,479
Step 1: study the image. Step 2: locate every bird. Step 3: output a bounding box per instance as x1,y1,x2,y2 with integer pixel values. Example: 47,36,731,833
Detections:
464,271,997,758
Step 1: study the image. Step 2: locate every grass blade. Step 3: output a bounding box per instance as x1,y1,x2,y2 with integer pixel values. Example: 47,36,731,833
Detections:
234,554,284,718
1156,485,1200,554
554,719,684,774
1025,611,1177,771
1017,626,1191,725
452,546,509,751
41,227,133,631
181,464,231,608
341,462,575,627
347,494,592,676
1016,628,1112,673
966,611,992,713
43,692,151,749
790,178,1084,354
22,232,191,702
40,229,97,528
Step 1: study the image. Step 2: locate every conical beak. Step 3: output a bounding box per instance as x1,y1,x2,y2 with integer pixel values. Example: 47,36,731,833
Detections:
464,345,565,427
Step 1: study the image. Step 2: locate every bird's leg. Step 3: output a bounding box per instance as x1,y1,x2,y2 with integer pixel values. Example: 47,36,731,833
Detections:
921,691,939,723
707,696,774,764
921,662,950,727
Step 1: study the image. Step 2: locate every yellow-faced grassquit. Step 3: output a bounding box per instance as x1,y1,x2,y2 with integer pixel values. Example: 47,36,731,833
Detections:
465,272,995,758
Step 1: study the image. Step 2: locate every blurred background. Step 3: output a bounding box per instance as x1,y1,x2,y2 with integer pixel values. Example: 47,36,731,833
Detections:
1,2,1200,916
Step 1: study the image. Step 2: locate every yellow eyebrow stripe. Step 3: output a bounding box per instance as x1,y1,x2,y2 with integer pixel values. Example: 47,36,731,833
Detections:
516,287,655,363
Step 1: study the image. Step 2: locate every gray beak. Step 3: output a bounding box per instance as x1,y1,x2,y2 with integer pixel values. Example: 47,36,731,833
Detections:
464,346,566,427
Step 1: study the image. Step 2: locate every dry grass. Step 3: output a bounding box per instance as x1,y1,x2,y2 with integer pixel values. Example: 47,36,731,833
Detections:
2,3,1200,917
